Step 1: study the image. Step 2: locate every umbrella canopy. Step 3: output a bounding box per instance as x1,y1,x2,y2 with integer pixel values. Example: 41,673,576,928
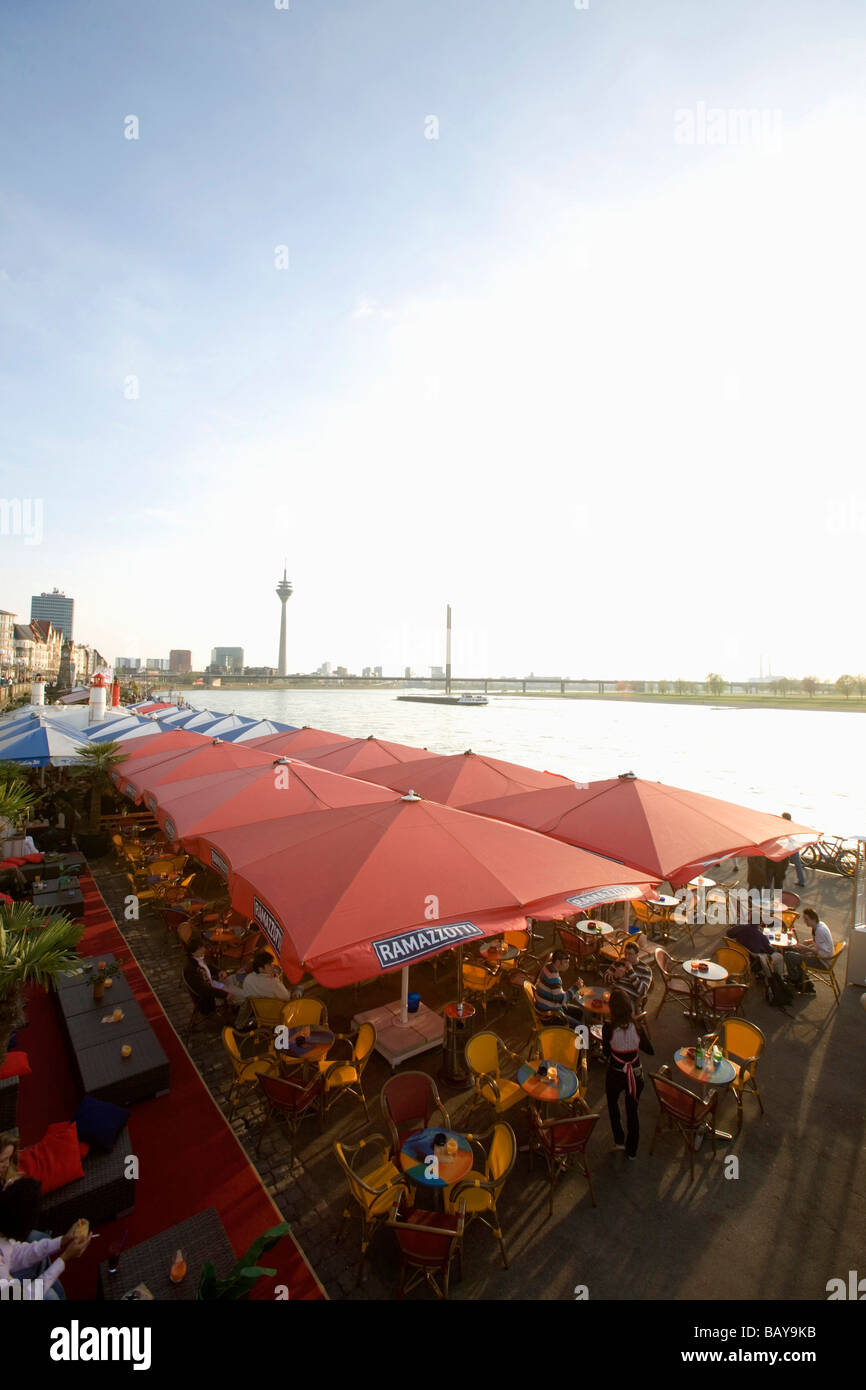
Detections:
218,719,296,743
464,773,819,886
358,749,573,807
120,740,274,809
86,719,165,744
297,735,432,777
77,714,152,741
199,794,658,987
135,701,176,715
195,714,257,738
110,730,217,794
155,707,202,726
0,723,89,767
153,758,400,858
173,710,222,730
243,727,354,756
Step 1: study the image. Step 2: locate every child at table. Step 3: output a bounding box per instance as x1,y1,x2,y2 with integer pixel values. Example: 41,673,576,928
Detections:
601,989,654,1160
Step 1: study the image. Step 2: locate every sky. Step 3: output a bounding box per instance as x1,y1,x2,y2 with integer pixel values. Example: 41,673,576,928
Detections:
1,0,864,681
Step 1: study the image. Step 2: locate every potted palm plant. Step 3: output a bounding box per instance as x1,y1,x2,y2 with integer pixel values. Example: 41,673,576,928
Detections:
0,771,39,859
196,1222,291,1300
0,901,85,1127
68,741,125,857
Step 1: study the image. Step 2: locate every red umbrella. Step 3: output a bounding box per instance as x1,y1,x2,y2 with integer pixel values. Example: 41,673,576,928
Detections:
197,793,658,986
243,727,353,756
358,748,572,807
294,735,432,777
465,773,818,886
152,758,400,860
116,740,273,808
111,730,214,795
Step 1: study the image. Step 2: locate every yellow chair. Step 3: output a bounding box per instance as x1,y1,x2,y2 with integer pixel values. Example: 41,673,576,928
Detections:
803,942,846,1004
461,962,500,1021
281,998,328,1029
536,1026,588,1109
319,1022,376,1119
251,996,288,1033
706,1019,765,1133
465,1031,526,1117
714,946,751,986
630,898,671,940
334,1134,409,1282
444,1122,517,1268
221,1027,278,1118
520,980,547,1057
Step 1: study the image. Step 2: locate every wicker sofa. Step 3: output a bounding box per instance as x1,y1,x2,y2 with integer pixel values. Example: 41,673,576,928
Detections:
38,1124,137,1235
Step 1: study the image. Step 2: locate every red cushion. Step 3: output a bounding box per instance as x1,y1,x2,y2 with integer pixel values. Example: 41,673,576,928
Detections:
24,853,44,864
78,1140,90,1160
18,1121,86,1194
4,857,26,868
0,1051,31,1080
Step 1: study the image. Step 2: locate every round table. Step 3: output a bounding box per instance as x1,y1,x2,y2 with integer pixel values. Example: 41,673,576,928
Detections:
682,960,728,1022
763,929,798,950
443,1002,476,1021
674,1047,736,1142
648,895,679,909
517,1060,579,1104
480,943,519,962
575,920,613,938
688,876,717,890
281,1026,335,1064
578,986,611,1020
646,896,679,938
400,1129,474,1190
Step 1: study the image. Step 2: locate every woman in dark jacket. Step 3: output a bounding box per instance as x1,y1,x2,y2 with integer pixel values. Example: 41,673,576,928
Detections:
182,936,230,1015
601,988,654,1159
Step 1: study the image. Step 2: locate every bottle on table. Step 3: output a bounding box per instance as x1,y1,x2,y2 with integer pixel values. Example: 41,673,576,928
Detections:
169,1249,187,1284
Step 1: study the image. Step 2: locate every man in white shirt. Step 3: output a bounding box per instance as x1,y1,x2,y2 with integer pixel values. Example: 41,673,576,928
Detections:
787,907,835,990
234,951,296,1029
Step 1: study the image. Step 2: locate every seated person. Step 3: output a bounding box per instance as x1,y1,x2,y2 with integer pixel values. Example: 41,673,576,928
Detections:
726,920,786,981
604,942,652,1006
0,1132,20,1189
535,950,584,1026
786,908,835,991
0,1177,91,1300
234,951,294,1029
182,936,243,1015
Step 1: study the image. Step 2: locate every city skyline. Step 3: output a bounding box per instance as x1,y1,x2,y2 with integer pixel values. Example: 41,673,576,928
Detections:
2,2,864,681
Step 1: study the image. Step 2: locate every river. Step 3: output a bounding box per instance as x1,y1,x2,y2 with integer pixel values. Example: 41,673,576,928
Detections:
157,689,864,838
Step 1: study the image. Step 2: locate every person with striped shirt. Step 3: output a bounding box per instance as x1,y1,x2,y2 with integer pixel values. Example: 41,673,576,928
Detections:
604,942,652,1007
534,951,584,1026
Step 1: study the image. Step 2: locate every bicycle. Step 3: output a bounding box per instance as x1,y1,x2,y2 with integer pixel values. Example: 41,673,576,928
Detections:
799,836,858,877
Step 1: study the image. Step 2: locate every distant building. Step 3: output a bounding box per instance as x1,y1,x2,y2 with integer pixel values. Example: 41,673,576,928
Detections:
169,649,192,674
244,666,276,676
373,666,383,678
146,657,170,671
404,667,415,679
0,611,15,675
115,657,141,670
30,589,74,641
318,662,332,677
16,620,63,681
431,666,444,678
209,647,244,674
334,666,349,678
361,667,372,678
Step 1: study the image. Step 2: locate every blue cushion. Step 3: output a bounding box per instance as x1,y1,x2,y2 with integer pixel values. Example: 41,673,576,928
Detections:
74,1096,130,1153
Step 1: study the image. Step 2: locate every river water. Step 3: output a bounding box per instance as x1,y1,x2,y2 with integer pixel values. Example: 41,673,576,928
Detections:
164,689,864,839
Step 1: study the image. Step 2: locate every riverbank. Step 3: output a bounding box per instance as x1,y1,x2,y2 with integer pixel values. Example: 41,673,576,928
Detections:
516,691,866,713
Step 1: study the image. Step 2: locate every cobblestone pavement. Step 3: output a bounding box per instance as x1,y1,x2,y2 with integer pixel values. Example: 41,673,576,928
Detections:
91,854,863,1303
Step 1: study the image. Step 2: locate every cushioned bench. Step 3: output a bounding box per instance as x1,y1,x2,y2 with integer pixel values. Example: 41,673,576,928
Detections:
38,1124,136,1235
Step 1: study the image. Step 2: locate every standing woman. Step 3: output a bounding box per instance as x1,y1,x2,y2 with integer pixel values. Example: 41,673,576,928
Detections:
602,989,654,1160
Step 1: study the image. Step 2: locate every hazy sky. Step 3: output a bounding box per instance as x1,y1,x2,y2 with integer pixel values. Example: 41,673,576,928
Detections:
2,0,864,680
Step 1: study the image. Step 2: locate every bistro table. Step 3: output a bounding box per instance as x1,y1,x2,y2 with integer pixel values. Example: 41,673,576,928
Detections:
33,885,85,920
279,1026,335,1067
682,959,728,1022
517,1059,579,1104
98,1207,235,1301
674,1046,736,1142
763,927,798,950
575,919,613,938
480,942,519,963
399,1128,474,1199
578,986,611,1020
645,895,680,940
688,876,717,891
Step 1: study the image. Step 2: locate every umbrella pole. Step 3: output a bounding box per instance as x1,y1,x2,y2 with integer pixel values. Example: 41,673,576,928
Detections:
623,900,630,935
400,965,409,1025
456,945,463,1007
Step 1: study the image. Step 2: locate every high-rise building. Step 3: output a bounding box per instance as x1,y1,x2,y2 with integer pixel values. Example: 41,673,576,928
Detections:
115,657,141,670
275,567,293,677
431,666,444,678
0,611,15,675
373,666,383,678
169,649,192,674
146,658,169,670
318,662,332,677
210,647,244,673
30,589,74,641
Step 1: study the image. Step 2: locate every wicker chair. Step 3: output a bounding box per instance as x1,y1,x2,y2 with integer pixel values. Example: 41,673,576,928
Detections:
649,1066,719,1181
528,1106,599,1216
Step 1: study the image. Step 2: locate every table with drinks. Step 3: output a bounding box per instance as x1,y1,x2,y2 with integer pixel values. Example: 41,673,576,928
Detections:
399,1129,474,1191
98,1207,235,1300
517,1059,579,1104
674,1045,737,1142
681,959,728,1021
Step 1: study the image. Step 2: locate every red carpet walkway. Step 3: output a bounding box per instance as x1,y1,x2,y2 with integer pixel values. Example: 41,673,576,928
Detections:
17,869,324,1300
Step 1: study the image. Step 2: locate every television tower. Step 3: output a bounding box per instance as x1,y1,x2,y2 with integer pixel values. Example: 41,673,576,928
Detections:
276,565,293,677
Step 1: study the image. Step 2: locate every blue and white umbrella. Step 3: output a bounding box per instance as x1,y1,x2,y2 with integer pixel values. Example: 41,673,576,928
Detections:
222,719,298,742
86,719,164,744
194,714,256,738
78,714,153,741
0,723,89,767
